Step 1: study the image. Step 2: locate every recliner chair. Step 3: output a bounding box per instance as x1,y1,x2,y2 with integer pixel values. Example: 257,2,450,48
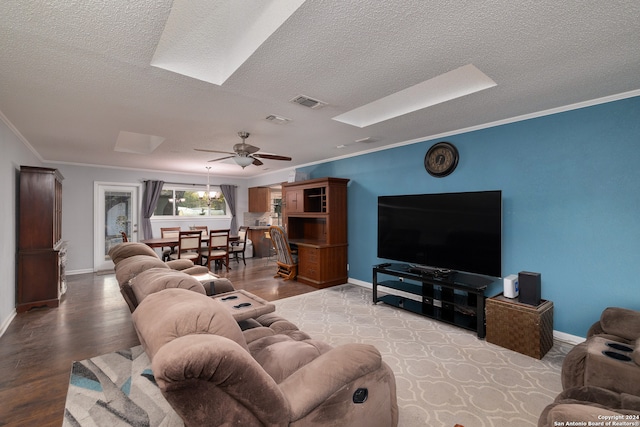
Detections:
132,288,399,427
538,307,640,426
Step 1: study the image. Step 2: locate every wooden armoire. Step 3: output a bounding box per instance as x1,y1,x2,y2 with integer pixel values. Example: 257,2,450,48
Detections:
17,166,66,313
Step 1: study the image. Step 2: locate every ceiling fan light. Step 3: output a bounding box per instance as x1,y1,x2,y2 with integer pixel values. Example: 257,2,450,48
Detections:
234,156,254,168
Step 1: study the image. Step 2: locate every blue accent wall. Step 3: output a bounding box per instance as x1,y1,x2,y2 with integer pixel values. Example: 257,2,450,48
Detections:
299,96,640,337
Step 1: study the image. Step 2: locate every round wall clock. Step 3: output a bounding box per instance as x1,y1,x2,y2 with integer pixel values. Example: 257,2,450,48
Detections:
424,142,459,177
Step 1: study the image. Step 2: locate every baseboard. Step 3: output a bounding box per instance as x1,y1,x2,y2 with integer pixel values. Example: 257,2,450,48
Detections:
67,268,95,275
349,278,373,289
0,309,17,339
553,331,585,345
348,277,585,345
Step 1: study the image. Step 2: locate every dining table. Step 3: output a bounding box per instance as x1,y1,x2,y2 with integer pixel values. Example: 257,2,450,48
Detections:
140,235,239,248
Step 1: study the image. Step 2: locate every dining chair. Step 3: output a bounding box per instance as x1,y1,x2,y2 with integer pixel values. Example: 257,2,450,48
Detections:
169,230,202,263
228,226,250,265
160,227,181,261
201,229,230,272
268,226,297,280
190,225,209,252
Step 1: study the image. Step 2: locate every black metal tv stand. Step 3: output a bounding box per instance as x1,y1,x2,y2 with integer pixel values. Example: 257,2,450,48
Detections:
373,263,499,338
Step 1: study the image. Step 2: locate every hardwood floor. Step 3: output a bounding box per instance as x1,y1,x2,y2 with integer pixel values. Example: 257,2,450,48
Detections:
0,257,317,426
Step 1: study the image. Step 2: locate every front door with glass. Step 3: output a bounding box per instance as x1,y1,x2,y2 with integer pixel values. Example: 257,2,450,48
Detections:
94,183,140,272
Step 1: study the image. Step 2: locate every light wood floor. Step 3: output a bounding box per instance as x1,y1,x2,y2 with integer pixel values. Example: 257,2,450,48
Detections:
0,257,317,426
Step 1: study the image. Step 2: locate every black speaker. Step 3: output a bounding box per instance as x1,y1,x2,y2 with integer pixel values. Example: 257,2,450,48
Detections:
518,271,541,306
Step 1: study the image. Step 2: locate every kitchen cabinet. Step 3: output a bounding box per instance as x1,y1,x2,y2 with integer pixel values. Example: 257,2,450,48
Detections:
248,187,270,212
284,188,304,213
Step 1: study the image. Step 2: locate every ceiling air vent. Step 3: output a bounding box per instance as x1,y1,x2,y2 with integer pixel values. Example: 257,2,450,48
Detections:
290,95,327,109
355,137,377,144
265,114,292,125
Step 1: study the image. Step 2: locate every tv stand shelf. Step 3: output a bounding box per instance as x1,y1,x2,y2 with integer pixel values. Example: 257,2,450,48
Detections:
373,263,500,338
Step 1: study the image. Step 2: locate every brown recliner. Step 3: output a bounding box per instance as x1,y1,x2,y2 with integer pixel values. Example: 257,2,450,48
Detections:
132,288,399,427
538,386,640,427
538,307,640,426
562,307,640,393
108,242,234,311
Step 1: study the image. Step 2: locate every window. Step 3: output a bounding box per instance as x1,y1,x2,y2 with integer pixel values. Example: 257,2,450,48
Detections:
153,186,227,217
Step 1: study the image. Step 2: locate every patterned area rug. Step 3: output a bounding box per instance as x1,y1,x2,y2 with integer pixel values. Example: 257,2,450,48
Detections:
63,346,182,426
64,284,573,426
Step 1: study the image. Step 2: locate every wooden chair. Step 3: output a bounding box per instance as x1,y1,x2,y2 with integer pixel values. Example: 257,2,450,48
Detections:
169,230,202,263
160,227,181,261
201,229,230,272
190,225,209,253
268,226,297,280
228,226,250,265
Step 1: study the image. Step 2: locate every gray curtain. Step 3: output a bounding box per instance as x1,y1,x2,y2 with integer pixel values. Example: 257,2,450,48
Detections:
220,184,237,234
141,180,164,239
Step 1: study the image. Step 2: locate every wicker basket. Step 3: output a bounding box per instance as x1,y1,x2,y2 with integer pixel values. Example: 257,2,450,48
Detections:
486,294,554,359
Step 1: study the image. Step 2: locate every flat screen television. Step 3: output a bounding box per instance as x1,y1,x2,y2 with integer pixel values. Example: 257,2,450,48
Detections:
378,190,502,278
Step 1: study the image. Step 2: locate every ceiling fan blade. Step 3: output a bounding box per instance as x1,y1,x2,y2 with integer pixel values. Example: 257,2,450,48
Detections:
252,157,264,166
253,153,292,161
195,148,235,155
208,156,235,162
233,143,260,155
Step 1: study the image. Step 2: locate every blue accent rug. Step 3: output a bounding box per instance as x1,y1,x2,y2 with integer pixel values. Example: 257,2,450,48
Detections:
63,346,182,426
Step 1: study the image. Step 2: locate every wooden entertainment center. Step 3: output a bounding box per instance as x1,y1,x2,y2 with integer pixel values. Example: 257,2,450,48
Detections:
282,177,349,288
373,263,500,338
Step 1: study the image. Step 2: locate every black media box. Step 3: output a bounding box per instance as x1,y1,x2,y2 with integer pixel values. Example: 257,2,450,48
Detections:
518,271,541,306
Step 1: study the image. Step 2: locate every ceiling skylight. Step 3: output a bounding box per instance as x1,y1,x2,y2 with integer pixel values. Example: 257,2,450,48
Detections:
115,131,165,154
151,0,306,86
332,64,497,128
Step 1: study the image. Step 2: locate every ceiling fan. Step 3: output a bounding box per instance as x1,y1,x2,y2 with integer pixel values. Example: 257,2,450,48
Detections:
194,131,292,168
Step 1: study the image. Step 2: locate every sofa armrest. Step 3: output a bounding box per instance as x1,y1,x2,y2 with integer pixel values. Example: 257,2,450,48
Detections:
539,403,636,427
152,334,289,427
165,259,195,270
278,343,382,420
539,386,640,427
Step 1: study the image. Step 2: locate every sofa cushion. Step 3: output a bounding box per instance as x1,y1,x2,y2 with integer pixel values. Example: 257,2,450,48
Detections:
248,335,333,383
132,288,248,359
129,267,206,305
600,307,640,342
109,242,159,264
114,254,169,285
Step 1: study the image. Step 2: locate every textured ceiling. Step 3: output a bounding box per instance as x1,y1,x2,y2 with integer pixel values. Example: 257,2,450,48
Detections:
1,0,639,178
